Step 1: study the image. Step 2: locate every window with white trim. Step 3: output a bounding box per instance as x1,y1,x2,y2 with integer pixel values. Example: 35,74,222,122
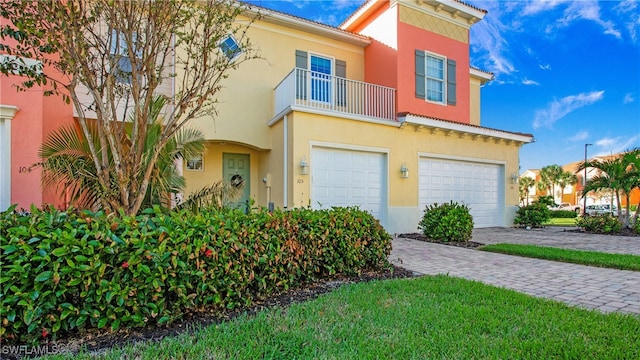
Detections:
109,29,141,84
219,35,242,61
186,154,204,171
415,49,457,106
426,55,445,103
310,54,332,103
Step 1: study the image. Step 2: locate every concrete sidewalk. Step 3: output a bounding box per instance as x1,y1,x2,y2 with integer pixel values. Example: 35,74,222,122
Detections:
390,229,640,315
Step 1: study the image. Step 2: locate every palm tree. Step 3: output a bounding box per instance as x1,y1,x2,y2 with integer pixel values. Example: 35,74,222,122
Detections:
621,148,640,226
38,95,204,210
578,149,639,227
518,176,535,206
557,171,578,204
540,164,563,204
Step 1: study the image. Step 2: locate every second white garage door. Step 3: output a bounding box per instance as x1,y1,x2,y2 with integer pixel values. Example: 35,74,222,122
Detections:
419,157,504,228
311,147,385,221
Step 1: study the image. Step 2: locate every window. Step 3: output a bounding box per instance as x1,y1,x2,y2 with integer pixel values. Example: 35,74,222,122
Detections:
310,54,332,103
0,54,42,75
426,55,444,103
186,154,203,171
219,35,242,61
110,29,141,84
415,50,456,106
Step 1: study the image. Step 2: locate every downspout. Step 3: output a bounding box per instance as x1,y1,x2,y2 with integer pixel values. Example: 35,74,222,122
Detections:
283,114,288,208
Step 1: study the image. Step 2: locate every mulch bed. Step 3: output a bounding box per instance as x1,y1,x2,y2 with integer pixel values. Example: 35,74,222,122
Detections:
398,233,484,248
6,265,416,359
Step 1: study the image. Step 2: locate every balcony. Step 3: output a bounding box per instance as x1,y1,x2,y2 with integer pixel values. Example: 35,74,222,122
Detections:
273,68,396,123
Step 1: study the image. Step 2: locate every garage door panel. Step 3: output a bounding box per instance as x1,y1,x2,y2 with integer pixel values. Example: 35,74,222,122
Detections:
312,147,385,221
420,157,504,228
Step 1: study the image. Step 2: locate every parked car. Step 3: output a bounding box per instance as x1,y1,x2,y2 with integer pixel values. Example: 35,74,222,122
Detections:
550,202,581,213
583,204,618,217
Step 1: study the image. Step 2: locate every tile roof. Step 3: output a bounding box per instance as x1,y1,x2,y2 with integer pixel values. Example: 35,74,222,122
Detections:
398,112,534,139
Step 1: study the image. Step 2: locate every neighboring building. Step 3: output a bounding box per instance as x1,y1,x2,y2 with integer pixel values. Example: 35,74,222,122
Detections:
521,152,640,209
519,169,539,206
180,0,533,233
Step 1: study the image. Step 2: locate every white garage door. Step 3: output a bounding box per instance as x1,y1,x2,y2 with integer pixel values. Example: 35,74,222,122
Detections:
419,157,504,228
312,147,385,221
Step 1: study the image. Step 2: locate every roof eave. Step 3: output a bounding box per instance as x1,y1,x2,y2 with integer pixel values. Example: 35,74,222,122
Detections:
243,5,371,47
399,113,534,144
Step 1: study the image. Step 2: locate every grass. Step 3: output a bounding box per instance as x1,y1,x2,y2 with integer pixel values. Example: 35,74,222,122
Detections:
479,244,640,271
43,275,639,360
544,217,577,226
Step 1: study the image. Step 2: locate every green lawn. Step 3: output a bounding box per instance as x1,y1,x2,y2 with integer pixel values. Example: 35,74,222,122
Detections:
479,244,640,271
544,217,577,226
44,276,639,359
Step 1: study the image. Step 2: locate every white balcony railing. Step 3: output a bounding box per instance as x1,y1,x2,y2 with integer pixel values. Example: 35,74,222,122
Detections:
274,68,396,122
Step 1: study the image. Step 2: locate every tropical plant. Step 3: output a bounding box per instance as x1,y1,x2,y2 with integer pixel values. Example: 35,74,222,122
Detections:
577,149,639,228
1,0,259,215
176,180,243,213
539,164,563,202
38,96,204,210
556,171,578,203
518,176,535,206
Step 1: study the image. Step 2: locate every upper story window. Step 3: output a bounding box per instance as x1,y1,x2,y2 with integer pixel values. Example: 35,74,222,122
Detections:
110,29,141,84
426,55,445,103
219,35,242,61
415,50,456,106
310,54,332,103
0,54,43,76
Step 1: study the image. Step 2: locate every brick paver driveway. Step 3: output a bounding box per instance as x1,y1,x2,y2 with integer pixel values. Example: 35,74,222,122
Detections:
391,227,640,315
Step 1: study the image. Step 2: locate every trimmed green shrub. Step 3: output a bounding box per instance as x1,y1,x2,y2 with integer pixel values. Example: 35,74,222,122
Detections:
634,218,640,234
513,204,551,228
418,202,473,242
0,205,391,344
576,215,622,234
550,210,578,219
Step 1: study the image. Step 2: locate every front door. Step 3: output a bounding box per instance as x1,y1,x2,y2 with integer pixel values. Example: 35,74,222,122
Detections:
223,153,250,212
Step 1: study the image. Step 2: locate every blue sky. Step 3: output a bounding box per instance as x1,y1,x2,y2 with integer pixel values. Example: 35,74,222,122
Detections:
246,0,640,171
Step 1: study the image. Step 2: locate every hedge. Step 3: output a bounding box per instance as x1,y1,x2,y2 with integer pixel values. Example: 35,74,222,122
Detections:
0,205,391,343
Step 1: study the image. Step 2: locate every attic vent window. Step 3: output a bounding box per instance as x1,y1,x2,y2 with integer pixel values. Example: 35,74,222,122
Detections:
219,35,242,61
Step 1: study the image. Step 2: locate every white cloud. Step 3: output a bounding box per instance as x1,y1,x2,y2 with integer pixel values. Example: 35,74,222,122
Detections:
539,64,552,71
557,1,622,39
623,93,636,104
594,134,640,156
570,131,589,142
522,0,566,15
522,78,539,86
533,90,605,129
469,3,516,78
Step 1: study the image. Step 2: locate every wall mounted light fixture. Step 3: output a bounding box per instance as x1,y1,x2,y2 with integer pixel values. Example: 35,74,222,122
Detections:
511,173,518,184
300,157,309,175
400,163,409,179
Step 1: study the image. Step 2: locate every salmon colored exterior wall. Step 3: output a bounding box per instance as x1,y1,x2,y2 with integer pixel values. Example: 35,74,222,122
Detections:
1,61,74,209
396,21,470,123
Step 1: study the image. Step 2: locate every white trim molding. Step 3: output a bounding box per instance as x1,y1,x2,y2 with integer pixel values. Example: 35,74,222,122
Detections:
0,104,19,211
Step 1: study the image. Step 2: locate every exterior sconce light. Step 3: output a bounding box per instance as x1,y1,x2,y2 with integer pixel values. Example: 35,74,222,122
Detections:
300,157,309,175
511,173,518,184
400,163,409,179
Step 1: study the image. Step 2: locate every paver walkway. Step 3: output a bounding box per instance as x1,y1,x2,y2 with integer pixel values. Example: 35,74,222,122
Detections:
391,228,640,315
